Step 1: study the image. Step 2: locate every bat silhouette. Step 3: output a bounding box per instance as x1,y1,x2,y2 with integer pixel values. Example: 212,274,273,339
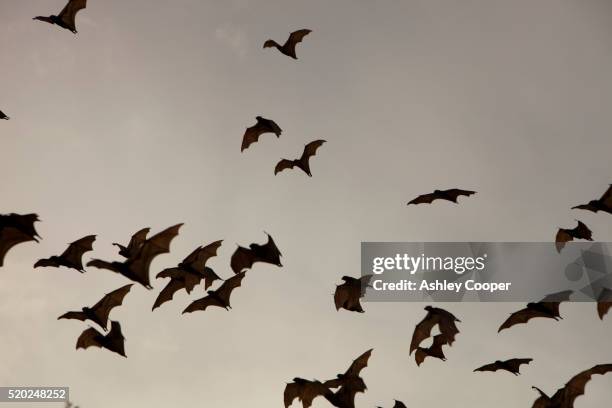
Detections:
597,287,612,320
334,275,373,313
263,29,312,59
153,240,223,310
555,221,593,252
76,320,126,357
113,227,150,259
275,140,326,177
531,364,612,408
0,110,9,120
230,233,282,274
0,213,40,267
474,358,533,375
572,184,612,215
87,224,182,289
33,0,87,34
284,378,341,408
410,306,461,356
407,189,476,205
182,272,246,313
498,290,573,332
323,349,373,408
414,334,448,366
241,116,282,152
34,235,96,273
58,284,132,330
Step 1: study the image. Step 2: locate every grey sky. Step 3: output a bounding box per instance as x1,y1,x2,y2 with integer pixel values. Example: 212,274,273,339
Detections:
1,0,612,407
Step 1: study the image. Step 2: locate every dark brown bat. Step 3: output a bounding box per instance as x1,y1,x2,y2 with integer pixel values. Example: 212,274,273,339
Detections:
597,287,612,320
334,275,373,313
33,0,87,34
241,116,282,152
555,221,593,252
498,290,573,332
58,284,132,330
414,334,447,366
0,213,41,267
410,306,461,355
572,184,612,215
531,364,612,408
275,140,326,177
284,378,340,408
153,240,223,310
87,224,182,289
0,110,9,120
407,189,476,205
34,235,96,273
474,358,533,375
112,227,150,259
76,320,126,357
182,272,246,313
263,29,312,59
323,349,373,408
230,233,282,274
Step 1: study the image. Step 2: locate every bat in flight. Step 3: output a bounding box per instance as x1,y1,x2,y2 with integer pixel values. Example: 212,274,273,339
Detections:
58,284,132,331
334,275,373,313
241,116,282,152
284,378,340,408
34,235,96,273
33,0,87,34
498,290,573,332
407,189,476,205
597,287,612,320
376,401,408,408
182,272,246,313
230,233,282,274
153,240,223,310
323,349,373,408
264,29,312,60
0,213,40,267
0,110,9,120
414,334,448,366
275,140,326,177
572,184,612,215
87,224,183,289
113,227,150,259
474,358,533,375
531,364,612,408
410,306,461,356
555,221,593,252
76,320,126,358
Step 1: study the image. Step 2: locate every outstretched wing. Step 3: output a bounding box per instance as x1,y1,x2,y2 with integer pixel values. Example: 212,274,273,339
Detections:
115,227,150,258
90,284,133,326
183,240,223,271
242,119,281,152
58,311,88,322
152,279,187,310
58,0,87,32
407,192,438,205
474,362,501,373
393,401,408,408
215,272,246,307
76,327,104,350
0,227,39,267
444,189,476,202
409,312,439,353
230,246,256,274
182,294,223,313
600,185,612,206
498,308,552,332
300,140,326,163
284,379,330,408
342,349,373,379
275,159,298,175
554,364,612,406
597,287,612,319
505,358,533,373
285,29,312,57
59,235,96,271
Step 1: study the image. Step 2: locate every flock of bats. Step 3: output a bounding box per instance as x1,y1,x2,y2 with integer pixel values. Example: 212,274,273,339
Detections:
2,1,612,407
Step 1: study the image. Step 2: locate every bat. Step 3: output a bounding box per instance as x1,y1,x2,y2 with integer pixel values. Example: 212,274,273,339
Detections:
230,233,282,274
572,184,612,215
76,320,126,357
87,224,182,289
410,306,461,355
274,140,326,177
182,272,246,313
34,235,96,273
334,275,373,313
284,378,338,408
0,213,41,267
241,116,282,152
414,334,447,366
498,290,573,332
474,358,533,375
0,110,9,120
531,364,612,408
33,0,87,34
555,221,593,252
153,240,223,310
58,284,132,330
263,29,312,59
113,227,150,259
597,287,612,320
407,189,476,205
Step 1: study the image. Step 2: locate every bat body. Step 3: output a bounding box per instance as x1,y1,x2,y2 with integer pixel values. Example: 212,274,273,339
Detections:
531,364,612,408
597,287,612,320
572,184,612,215
474,358,533,375
230,233,282,274
182,272,246,313
0,213,40,267
34,235,96,273
555,221,593,252
241,116,282,152
275,140,326,177
87,224,182,289
334,275,373,313
33,0,87,34
498,290,573,332
414,334,447,366
113,227,150,259
263,29,312,59
410,306,461,354
58,284,132,330
76,320,126,357
0,110,9,120
407,189,476,205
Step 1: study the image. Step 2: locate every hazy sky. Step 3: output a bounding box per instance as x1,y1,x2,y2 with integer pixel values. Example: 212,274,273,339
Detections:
1,1,612,407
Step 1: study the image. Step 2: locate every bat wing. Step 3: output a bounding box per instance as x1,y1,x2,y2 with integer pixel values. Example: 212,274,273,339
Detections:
407,193,438,205
284,380,329,408
409,313,439,353
327,377,366,408
342,349,373,378
444,189,476,202
241,125,267,151
597,288,612,319
275,159,298,175
106,321,126,357
498,308,553,332
601,184,612,206
297,140,326,175
437,317,460,346
393,401,408,408
284,382,301,408
539,290,572,316
116,227,150,258
58,311,88,322
285,29,312,56
334,284,364,313
58,0,87,32
555,229,573,252
215,272,246,307
152,279,186,310
0,227,38,267
259,233,283,265
505,358,533,373
34,258,60,268
156,267,184,280
182,294,223,313
87,259,122,274
554,364,612,406
230,246,255,274
474,362,500,373
183,240,223,271
201,267,221,290
76,327,104,350
90,284,133,326
59,235,96,271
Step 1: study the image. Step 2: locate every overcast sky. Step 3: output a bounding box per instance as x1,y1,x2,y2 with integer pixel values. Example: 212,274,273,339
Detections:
1,1,612,407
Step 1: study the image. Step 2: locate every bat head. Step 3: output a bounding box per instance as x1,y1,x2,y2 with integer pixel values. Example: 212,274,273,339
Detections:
424,305,434,312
